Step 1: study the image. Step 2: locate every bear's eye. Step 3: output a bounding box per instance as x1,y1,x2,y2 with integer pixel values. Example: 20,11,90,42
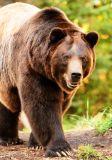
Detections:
81,57,88,69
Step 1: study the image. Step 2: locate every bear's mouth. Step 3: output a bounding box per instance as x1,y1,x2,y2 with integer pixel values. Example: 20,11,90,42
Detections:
63,74,80,90
66,81,80,89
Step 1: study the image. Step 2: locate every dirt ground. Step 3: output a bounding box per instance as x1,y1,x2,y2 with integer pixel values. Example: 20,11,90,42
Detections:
0,129,112,160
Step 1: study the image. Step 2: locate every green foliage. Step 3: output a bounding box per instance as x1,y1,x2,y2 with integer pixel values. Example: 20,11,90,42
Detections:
96,116,112,134
63,105,112,133
77,144,112,160
63,114,79,130
77,145,102,160
95,107,112,134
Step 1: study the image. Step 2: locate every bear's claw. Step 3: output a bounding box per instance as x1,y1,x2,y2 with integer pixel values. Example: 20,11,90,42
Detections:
45,140,74,157
0,137,23,146
36,146,43,150
28,143,43,150
45,150,73,157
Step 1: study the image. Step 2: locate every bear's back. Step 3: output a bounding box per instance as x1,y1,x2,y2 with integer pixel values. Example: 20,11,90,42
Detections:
0,2,40,39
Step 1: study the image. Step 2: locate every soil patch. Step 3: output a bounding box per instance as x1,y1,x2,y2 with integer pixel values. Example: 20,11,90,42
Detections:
0,129,112,160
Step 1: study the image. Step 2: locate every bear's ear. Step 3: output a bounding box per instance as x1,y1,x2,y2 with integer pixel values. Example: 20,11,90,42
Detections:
85,32,98,48
49,28,67,44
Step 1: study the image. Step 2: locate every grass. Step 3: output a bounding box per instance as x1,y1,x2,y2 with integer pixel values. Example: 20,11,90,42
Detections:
77,144,112,160
95,107,112,134
63,105,112,134
63,105,112,160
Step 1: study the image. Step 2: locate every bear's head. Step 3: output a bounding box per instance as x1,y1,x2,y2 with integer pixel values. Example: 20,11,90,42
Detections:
25,8,98,93
46,28,98,93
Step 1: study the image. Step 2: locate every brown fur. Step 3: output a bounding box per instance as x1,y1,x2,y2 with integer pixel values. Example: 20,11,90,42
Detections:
0,3,98,157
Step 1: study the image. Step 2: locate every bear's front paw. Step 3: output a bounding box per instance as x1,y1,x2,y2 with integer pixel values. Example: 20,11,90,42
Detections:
0,137,23,146
45,139,74,157
28,132,43,150
28,139,42,150
28,142,42,150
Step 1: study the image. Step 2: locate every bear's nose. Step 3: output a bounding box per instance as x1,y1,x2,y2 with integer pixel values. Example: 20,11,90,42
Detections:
71,72,81,83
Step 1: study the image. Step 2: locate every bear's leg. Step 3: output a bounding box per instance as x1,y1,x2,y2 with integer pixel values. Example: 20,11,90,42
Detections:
44,112,72,157
24,104,72,157
28,132,42,149
19,77,72,157
0,104,23,146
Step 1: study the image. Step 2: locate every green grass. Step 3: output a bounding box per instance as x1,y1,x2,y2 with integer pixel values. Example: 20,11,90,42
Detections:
63,106,112,160
95,107,112,134
77,145,112,160
63,106,112,134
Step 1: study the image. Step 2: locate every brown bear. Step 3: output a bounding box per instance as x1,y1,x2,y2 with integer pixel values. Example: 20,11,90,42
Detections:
0,2,98,157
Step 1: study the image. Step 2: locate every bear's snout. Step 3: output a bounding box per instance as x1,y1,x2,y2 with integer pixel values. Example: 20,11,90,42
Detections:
61,57,83,91
71,72,81,83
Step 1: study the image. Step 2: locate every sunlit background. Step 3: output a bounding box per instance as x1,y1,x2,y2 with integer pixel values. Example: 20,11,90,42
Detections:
1,0,112,130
